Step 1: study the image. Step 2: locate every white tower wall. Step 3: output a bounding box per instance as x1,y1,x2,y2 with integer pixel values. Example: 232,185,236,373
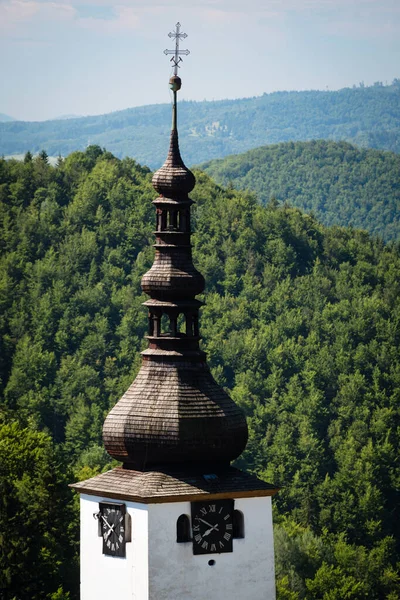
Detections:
80,494,149,600
80,494,275,600
148,497,275,600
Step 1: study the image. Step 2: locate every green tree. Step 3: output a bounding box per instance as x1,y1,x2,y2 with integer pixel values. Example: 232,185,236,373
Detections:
0,419,78,599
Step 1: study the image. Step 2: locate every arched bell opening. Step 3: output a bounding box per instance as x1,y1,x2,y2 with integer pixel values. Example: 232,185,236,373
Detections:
179,209,190,232
177,313,186,334
173,310,198,337
185,313,193,337
155,207,192,233
176,514,191,543
233,510,245,539
169,310,178,337
160,313,170,335
164,209,178,231
169,210,179,230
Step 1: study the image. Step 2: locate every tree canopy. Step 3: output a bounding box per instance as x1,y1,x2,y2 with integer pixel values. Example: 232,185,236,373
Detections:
200,140,400,241
0,147,399,598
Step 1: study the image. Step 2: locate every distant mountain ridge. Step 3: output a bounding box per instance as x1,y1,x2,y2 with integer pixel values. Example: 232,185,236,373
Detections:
53,114,83,120
0,113,15,122
199,140,400,242
0,81,400,168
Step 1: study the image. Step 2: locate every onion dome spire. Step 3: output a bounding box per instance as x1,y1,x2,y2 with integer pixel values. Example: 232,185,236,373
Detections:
152,75,195,197
103,24,248,471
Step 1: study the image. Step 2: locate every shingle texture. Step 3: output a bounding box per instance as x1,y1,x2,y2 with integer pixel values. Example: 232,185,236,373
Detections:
71,466,278,504
152,129,196,197
103,358,248,470
141,247,205,299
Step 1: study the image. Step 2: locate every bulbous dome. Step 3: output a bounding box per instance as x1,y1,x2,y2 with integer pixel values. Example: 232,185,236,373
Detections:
141,249,205,300
103,358,248,469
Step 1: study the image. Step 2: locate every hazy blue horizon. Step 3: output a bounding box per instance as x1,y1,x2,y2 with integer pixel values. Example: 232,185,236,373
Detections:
2,79,399,124
1,0,399,121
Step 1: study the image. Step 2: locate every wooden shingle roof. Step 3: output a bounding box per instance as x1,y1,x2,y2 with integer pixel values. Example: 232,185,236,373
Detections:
102,358,248,470
71,466,278,504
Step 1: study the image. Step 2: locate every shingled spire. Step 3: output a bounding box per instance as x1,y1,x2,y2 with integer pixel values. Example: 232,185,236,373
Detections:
103,31,248,471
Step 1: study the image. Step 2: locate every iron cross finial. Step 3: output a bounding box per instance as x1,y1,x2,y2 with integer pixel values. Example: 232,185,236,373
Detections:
164,22,190,76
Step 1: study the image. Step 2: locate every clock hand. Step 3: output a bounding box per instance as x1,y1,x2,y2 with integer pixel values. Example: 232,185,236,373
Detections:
203,524,219,537
101,515,116,538
197,518,215,528
100,515,111,528
100,515,111,529
105,523,117,540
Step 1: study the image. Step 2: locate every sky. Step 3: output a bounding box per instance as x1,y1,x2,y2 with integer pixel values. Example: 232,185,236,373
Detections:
0,0,399,121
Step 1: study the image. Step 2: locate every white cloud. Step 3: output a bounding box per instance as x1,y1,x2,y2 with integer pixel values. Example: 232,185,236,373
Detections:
43,1,75,19
77,4,140,32
0,0,40,24
0,0,76,31
1,0,398,39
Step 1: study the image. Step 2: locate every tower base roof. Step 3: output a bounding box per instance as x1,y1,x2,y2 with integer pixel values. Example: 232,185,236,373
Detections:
70,466,278,504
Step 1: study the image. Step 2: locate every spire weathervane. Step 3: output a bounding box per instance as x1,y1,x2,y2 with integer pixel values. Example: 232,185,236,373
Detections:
164,22,189,76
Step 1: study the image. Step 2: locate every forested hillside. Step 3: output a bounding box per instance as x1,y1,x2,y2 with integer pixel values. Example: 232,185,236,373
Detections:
200,140,400,242
1,81,400,168
1,148,399,599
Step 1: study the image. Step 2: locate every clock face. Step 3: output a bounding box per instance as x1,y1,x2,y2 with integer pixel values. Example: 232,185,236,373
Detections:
99,502,126,557
191,499,234,555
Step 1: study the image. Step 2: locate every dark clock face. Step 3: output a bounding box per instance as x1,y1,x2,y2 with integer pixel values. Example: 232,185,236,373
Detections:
191,499,234,555
99,502,126,557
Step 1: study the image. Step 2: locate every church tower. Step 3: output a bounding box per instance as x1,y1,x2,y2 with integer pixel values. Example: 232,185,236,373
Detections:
71,23,278,600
